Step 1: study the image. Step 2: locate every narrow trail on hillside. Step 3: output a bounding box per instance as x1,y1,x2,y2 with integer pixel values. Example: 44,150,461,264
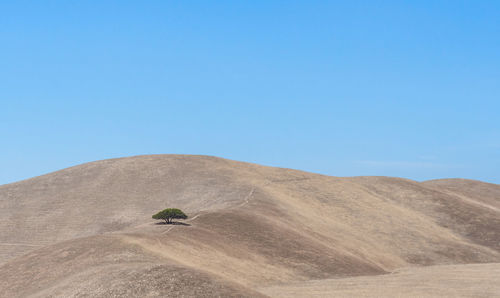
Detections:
0,243,46,247
236,187,255,208
452,193,499,212
160,177,311,236
161,186,257,235
161,212,204,234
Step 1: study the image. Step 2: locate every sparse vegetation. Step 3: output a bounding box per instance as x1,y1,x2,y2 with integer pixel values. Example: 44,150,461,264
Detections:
152,208,188,224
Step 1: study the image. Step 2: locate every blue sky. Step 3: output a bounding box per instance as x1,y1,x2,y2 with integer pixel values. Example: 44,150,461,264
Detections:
1,1,499,185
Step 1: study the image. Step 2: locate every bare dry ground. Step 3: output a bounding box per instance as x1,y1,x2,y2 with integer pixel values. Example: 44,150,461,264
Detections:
260,263,500,298
0,155,499,297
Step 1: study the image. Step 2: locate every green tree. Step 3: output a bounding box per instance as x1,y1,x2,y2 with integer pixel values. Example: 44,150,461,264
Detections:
152,208,188,224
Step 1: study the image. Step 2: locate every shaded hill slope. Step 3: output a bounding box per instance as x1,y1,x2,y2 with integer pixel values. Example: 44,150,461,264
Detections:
0,234,265,298
0,155,499,297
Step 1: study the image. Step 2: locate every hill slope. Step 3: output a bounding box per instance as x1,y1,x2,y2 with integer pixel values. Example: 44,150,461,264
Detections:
260,263,500,298
0,155,499,297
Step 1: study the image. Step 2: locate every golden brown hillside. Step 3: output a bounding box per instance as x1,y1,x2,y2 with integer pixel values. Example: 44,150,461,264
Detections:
0,155,499,297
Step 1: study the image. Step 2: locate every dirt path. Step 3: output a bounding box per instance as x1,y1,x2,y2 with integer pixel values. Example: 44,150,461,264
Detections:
0,243,45,247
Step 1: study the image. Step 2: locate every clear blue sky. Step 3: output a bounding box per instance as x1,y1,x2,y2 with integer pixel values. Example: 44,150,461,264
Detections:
1,1,499,185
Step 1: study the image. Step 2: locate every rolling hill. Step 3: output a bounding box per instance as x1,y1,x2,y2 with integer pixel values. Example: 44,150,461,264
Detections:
0,155,499,297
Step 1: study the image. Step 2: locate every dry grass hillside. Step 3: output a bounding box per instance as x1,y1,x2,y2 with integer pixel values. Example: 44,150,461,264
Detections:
260,263,500,298
0,155,499,297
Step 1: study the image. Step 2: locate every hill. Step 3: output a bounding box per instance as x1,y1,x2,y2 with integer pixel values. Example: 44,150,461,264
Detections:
0,155,499,297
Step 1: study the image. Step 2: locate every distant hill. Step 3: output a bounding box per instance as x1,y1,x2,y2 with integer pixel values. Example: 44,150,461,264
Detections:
0,155,499,297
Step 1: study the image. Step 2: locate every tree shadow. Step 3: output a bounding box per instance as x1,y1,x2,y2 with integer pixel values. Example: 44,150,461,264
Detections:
154,221,191,226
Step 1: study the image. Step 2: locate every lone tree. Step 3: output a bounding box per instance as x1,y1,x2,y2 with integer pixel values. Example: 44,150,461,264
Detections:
152,208,188,224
